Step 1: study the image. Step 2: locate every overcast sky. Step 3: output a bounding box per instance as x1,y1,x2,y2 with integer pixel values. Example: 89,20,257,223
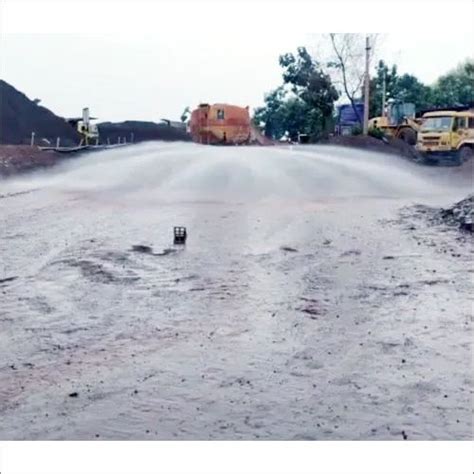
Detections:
1,0,473,122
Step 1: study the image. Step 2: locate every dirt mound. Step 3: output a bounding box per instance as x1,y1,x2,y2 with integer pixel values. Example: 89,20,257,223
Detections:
327,135,418,160
0,145,59,177
402,194,474,234
98,121,191,143
0,80,81,146
439,194,473,232
250,125,274,145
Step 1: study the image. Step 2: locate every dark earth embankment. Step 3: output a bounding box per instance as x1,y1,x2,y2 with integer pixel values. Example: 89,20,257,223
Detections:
327,135,419,160
98,121,191,144
0,80,81,146
0,80,193,176
0,79,191,147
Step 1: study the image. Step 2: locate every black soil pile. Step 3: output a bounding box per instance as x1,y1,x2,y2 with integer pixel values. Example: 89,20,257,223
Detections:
327,135,419,160
401,194,474,234
438,194,473,232
0,80,81,146
98,121,191,144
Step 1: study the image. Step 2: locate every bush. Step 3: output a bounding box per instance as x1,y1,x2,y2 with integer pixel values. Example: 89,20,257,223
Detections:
368,127,386,140
351,125,362,136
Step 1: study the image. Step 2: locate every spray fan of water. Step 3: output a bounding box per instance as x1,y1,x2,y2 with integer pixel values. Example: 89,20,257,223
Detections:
2,141,468,205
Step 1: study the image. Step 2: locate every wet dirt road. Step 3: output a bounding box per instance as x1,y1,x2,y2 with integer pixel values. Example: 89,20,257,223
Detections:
0,143,472,440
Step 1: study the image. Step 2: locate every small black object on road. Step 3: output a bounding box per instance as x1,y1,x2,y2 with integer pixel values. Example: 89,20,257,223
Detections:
131,244,153,254
174,226,187,245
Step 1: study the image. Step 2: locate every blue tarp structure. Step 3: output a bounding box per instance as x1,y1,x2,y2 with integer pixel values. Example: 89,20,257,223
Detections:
338,103,364,125
335,103,364,135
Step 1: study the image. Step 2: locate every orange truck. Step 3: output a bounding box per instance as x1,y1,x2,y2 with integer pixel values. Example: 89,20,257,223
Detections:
189,103,252,145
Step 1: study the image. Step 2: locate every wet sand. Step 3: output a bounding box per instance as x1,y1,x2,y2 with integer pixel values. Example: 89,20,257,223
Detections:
0,143,472,440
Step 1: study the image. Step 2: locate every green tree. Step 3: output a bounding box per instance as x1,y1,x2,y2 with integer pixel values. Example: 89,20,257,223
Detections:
430,60,474,107
283,97,312,140
395,73,432,110
369,60,432,117
279,47,339,139
369,60,398,117
253,87,288,139
253,87,319,141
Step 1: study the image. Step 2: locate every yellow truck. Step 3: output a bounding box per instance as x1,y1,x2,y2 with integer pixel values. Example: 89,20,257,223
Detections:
416,109,474,165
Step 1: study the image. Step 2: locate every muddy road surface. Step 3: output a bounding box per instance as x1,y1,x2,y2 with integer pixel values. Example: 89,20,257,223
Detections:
0,142,472,440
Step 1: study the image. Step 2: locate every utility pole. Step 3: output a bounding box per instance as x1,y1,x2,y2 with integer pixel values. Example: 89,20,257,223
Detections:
363,35,371,135
381,68,386,118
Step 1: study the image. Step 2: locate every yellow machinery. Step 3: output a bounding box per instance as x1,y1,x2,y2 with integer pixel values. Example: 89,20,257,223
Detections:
369,101,421,145
66,108,99,146
416,109,474,165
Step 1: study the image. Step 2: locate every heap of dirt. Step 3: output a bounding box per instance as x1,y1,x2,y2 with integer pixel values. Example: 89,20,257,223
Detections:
0,145,58,177
327,135,419,160
0,80,81,146
98,121,191,143
438,194,473,232
250,125,274,145
401,194,474,234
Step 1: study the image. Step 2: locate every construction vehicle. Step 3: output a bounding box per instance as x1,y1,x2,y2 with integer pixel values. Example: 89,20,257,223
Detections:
189,103,252,145
66,108,99,145
416,108,474,165
369,101,421,145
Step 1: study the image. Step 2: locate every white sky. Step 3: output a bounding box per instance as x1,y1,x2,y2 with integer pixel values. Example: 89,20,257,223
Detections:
1,0,473,122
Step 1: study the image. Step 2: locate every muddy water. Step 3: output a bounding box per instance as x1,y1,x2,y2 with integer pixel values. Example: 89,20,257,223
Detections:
0,143,472,440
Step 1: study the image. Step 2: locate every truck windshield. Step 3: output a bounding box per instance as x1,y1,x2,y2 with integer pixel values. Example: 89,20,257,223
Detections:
421,116,452,132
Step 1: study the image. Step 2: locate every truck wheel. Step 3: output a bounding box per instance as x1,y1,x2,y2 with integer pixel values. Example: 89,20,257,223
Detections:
459,146,473,163
399,128,417,146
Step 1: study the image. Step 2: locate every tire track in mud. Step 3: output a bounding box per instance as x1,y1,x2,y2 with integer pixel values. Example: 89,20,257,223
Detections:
0,188,40,200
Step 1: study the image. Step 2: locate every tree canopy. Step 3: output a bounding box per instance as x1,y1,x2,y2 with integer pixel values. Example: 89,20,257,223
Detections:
369,59,474,117
369,60,432,117
254,47,338,141
430,60,474,108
